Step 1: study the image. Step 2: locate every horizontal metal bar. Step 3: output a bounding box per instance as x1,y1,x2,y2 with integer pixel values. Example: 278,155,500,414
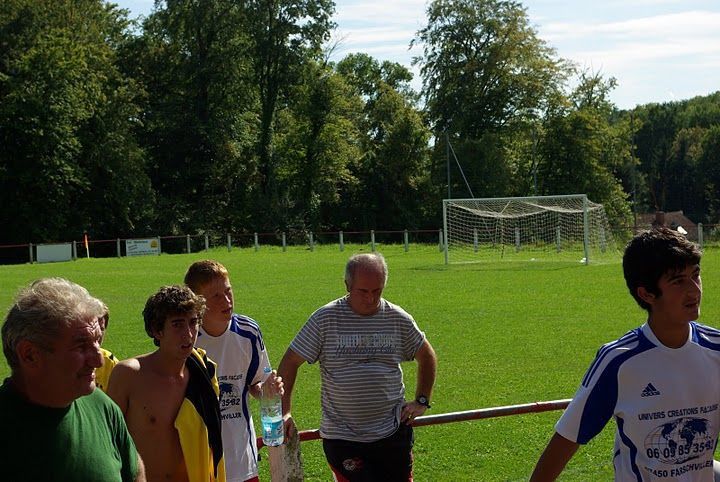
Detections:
257,399,571,448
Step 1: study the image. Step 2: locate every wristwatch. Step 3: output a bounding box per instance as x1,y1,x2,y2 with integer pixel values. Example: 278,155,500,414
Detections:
416,395,431,409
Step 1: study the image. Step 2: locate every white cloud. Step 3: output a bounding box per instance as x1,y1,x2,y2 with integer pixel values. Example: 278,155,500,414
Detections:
335,0,427,26
539,11,720,75
333,27,417,47
543,11,720,41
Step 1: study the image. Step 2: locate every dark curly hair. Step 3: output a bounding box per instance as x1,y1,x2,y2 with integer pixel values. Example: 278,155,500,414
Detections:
143,285,205,346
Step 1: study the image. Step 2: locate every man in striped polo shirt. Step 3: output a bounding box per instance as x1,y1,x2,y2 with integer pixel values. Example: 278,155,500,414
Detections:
279,252,437,481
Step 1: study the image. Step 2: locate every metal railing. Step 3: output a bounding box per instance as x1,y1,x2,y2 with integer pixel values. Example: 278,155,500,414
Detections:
0,229,446,265
259,399,572,480
3,223,719,266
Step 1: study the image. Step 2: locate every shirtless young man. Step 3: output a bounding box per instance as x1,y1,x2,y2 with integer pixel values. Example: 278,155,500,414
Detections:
108,285,225,482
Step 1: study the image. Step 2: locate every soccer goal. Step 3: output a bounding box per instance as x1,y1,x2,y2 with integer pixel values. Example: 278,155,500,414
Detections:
442,195,617,264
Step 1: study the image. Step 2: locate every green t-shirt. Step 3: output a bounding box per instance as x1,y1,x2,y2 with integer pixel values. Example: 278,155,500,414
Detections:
0,378,138,482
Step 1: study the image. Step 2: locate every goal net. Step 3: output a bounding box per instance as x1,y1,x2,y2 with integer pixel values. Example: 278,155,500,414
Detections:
442,195,617,264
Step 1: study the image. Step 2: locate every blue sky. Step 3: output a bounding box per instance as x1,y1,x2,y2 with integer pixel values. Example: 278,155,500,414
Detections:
115,0,720,109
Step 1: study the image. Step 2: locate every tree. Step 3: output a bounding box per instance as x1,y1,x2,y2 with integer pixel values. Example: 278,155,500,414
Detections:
537,73,632,224
413,0,568,201
336,54,433,229
632,102,680,212
413,0,567,136
130,0,259,234
274,60,363,231
699,125,720,222
0,0,153,243
630,92,720,222
354,84,433,229
245,0,335,227
665,127,706,221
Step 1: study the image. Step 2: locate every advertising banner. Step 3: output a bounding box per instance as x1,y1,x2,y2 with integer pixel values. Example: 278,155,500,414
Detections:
126,238,160,256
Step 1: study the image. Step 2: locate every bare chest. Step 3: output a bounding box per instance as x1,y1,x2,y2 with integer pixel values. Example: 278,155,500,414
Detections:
127,372,189,432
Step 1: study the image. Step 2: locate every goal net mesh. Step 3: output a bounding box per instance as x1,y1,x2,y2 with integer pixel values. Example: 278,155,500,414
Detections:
443,196,617,264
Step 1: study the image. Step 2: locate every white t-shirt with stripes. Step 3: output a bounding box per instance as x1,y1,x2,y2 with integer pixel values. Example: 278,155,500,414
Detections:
556,321,720,481
290,296,425,442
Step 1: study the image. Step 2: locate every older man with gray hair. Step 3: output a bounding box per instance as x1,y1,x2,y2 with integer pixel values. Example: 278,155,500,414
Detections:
279,252,437,481
1,277,145,481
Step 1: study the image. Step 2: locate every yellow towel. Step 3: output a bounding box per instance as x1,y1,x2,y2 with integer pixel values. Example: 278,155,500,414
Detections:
174,348,226,482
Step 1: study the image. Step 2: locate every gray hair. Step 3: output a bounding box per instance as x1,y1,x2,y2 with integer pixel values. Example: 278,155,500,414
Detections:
2,278,104,370
344,253,388,288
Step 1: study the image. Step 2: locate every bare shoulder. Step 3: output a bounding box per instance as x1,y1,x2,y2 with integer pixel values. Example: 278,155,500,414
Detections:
108,354,153,391
113,354,150,376
116,356,142,371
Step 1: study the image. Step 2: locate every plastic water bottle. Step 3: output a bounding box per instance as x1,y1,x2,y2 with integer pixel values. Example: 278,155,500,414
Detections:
260,366,284,447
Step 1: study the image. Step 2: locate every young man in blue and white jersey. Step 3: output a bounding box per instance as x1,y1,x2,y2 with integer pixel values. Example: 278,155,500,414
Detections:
531,227,720,481
185,260,284,482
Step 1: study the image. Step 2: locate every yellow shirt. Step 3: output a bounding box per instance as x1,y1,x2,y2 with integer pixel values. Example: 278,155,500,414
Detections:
95,348,118,393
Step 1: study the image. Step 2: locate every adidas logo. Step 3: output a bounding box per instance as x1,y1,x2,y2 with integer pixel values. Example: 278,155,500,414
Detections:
641,383,661,397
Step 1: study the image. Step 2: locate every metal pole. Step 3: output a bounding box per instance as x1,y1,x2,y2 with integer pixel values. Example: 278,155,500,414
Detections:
631,114,637,229
204,234,209,251
309,233,314,252
698,223,704,248
339,231,344,252
404,230,409,252
117,238,121,258
442,201,449,264
266,399,573,447
282,232,287,252
371,230,375,252
254,233,259,251
412,399,572,427
29,243,33,264
72,241,77,260
226,233,231,252
556,227,561,253
532,125,538,196
446,131,451,200
582,195,590,265
186,234,191,254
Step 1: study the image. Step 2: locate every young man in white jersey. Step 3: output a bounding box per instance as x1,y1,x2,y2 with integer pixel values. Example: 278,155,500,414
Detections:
531,227,720,481
278,252,437,481
185,260,284,482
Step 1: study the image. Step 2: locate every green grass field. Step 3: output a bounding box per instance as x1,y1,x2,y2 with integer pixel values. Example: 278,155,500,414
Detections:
1,244,719,480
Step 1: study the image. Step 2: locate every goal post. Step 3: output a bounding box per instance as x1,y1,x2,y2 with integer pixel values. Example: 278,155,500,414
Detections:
442,195,616,265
